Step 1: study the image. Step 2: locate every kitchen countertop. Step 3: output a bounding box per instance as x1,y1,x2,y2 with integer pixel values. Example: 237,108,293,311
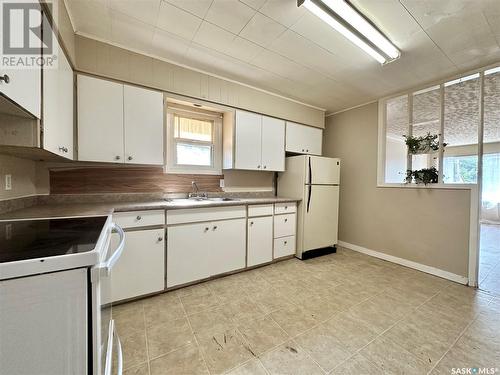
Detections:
0,197,300,220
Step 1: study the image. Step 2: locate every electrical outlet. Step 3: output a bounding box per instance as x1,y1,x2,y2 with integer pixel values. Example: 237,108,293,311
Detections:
5,174,12,190
219,179,225,188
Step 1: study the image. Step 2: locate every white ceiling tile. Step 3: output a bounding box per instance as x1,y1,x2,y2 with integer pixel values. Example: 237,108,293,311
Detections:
110,10,155,52
205,0,256,34
65,0,111,40
157,1,202,40
226,36,263,61
192,21,235,53
239,12,286,47
108,0,161,25
240,0,267,11
259,0,306,27
165,0,213,18
151,28,191,61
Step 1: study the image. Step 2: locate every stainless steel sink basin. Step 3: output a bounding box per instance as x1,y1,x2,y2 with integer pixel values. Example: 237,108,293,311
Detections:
165,197,239,205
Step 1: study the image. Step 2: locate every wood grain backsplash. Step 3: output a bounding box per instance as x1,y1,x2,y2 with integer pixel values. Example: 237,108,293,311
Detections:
50,167,223,194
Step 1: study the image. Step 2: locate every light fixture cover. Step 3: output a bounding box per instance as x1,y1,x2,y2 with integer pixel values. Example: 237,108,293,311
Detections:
299,0,400,64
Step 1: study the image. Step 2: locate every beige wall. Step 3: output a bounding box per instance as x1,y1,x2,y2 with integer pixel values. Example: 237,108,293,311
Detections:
74,36,325,128
223,170,274,192
0,155,49,200
323,103,471,277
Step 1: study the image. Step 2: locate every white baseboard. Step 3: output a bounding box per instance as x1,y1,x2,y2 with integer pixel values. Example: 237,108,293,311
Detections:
337,241,468,285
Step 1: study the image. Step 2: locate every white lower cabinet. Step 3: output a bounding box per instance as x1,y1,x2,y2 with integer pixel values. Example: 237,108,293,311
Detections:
274,236,296,258
167,222,212,287
167,218,246,287
247,216,273,267
109,228,165,302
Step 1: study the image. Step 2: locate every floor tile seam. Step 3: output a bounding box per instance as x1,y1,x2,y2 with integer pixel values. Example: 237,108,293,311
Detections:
426,310,482,374
119,304,148,372
177,292,212,375
328,287,443,373
147,342,194,363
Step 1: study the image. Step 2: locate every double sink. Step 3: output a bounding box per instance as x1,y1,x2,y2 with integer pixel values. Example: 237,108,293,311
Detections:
164,197,240,205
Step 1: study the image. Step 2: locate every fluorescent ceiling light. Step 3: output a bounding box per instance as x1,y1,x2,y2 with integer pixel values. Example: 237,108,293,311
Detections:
444,73,480,87
299,0,400,64
485,66,500,75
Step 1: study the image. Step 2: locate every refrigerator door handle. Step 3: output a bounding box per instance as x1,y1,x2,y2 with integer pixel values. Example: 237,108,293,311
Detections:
307,184,312,213
308,157,312,185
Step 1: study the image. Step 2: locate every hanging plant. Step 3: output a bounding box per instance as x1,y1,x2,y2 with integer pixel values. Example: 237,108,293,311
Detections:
405,167,439,185
403,133,446,154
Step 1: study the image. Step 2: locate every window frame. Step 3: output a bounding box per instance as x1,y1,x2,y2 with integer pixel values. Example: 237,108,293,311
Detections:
166,107,222,175
376,62,500,190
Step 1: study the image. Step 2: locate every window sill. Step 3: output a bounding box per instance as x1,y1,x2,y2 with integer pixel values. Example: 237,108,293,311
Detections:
377,183,477,190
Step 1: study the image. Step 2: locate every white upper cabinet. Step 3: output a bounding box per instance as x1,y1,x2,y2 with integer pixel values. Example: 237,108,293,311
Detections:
43,27,74,159
234,110,262,170
286,122,323,155
0,6,41,119
261,116,285,171
77,75,124,163
225,110,285,171
77,75,164,164
123,85,164,165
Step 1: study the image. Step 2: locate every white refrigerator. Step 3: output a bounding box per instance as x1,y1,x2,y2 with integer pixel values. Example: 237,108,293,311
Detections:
277,155,340,259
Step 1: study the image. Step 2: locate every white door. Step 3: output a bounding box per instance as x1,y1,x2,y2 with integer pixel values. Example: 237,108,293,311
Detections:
247,216,273,266
306,157,341,185
123,85,164,165
77,75,124,163
109,229,165,302
261,116,285,171
0,269,87,374
167,222,211,287
303,185,339,251
210,218,246,275
43,29,74,159
286,122,323,155
235,110,262,170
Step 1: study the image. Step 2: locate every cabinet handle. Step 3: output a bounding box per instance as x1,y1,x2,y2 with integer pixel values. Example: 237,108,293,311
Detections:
115,156,121,160
157,237,163,242
306,149,309,152
58,146,68,153
250,221,254,225
257,165,261,169
284,241,287,245
0,74,10,84
284,206,288,210
302,149,305,152
204,227,209,231
127,156,133,161
213,225,218,230
136,216,142,220
284,218,288,223
263,165,267,169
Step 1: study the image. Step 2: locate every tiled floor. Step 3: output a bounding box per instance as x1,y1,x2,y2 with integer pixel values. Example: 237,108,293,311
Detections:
479,223,500,296
115,248,500,375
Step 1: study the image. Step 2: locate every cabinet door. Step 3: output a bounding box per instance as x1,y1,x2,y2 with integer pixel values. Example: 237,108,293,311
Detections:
210,218,246,275
167,222,211,287
247,216,273,267
110,229,165,302
43,30,74,159
286,122,323,155
123,85,164,165
234,110,262,170
77,75,124,163
261,116,285,171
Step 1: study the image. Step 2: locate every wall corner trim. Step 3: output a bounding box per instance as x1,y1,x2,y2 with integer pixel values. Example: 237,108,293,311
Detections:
337,240,469,285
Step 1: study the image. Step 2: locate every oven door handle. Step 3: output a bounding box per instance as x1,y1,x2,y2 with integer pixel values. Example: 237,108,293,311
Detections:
104,319,123,375
102,223,125,276
114,321,123,375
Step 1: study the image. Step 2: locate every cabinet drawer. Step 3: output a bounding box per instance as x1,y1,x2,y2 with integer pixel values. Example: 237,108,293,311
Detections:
273,213,296,238
167,206,246,225
274,202,296,215
248,204,273,217
113,210,165,229
274,236,295,258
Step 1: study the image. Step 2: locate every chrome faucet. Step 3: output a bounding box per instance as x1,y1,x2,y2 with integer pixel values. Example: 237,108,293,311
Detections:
189,181,208,199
